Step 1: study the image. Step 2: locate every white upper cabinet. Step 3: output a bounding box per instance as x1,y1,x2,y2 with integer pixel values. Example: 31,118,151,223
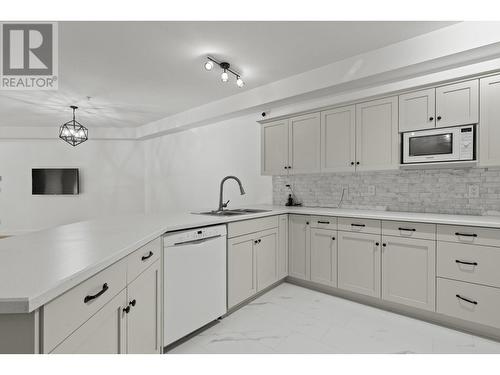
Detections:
320,105,356,172
399,88,436,132
479,74,500,167
355,96,399,171
261,119,289,175
288,113,321,174
435,79,479,128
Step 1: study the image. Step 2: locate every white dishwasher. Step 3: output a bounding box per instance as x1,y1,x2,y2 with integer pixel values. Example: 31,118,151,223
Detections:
163,225,227,347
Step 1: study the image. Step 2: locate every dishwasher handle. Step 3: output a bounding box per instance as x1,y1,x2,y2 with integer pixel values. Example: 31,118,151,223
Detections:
172,234,222,246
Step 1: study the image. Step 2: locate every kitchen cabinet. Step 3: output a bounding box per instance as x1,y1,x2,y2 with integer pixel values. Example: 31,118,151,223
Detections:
228,227,279,309
381,236,436,311
288,214,310,280
278,214,289,279
479,74,500,167
320,105,356,172
398,88,436,132
355,96,399,171
51,290,127,354
310,228,337,287
435,80,478,128
288,113,321,174
256,229,279,291
338,231,381,298
126,260,161,354
261,119,289,175
228,233,257,309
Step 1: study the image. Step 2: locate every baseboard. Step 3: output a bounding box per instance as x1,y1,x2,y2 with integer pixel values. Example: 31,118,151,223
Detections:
286,276,500,343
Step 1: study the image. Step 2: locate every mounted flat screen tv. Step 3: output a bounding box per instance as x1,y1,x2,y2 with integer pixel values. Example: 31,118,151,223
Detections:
32,168,80,195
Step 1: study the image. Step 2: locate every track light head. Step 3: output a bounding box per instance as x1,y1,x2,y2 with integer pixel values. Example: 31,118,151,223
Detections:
221,70,229,82
204,60,214,71
236,76,244,88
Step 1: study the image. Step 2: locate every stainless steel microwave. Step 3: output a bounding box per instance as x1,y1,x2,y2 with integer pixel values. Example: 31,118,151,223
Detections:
402,125,476,164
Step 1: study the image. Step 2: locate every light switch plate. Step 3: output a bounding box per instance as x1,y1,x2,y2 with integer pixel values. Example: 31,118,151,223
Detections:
468,184,479,198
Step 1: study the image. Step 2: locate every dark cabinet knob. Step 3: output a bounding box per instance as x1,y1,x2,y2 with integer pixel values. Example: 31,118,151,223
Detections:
375,242,380,246
437,116,442,120
350,162,355,166
129,299,136,307
306,222,309,225
382,243,387,247
356,162,360,165
123,306,131,314
288,165,292,169
254,240,258,244
332,237,336,241
284,166,288,169
429,116,434,121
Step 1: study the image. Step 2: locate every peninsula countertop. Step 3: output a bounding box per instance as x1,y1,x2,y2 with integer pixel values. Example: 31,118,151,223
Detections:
2,205,500,314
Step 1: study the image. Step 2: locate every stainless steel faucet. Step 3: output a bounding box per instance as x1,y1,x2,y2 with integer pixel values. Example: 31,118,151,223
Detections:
218,176,246,211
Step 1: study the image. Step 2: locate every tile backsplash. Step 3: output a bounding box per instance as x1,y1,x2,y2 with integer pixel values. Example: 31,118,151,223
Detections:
273,167,500,216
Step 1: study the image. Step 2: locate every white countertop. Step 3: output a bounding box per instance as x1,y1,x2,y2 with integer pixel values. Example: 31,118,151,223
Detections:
2,205,500,314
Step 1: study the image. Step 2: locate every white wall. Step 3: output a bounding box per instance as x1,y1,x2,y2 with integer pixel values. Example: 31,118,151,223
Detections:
0,140,145,234
144,114,272,213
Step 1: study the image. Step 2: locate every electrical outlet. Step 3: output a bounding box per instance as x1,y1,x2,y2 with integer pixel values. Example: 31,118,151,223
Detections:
468,184,480,198
367,185,376,196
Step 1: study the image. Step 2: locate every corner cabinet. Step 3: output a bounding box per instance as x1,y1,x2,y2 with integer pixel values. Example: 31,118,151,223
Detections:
479,74,500,167
355,97,399,171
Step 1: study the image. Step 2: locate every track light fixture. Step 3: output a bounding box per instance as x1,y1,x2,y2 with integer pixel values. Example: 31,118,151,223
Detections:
204,56,244,88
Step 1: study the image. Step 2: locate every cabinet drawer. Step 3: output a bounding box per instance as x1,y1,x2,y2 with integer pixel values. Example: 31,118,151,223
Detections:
127,237,161,283
437,241,500,288
228,215,278,238
437,278,500,329
42,259,127,353
338,217,381,234
382,220,436,240
309,216,337,230
437,225,500,247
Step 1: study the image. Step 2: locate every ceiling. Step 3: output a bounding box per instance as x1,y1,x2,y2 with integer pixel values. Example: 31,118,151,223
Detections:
0,21,457,129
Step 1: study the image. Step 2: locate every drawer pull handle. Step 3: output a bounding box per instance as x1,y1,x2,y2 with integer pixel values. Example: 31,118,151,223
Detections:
318,221,330,224
455,260,478,266
455,232,477,238
141,251,154,261
456,294,478,305
84,283,109,303
351,223,366,227
398,227,416,232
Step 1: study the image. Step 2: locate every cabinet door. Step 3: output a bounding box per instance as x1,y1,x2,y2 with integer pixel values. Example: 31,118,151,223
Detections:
288,113,321,174
381,237,435,311
435,79,479,128
288,215,310,280
256,228,279,291
398,88,436,132
355,97,399,171
228,234,256,309
261,119,289,175
127,261,161,354
51,290,127,354
338,231,381,298
310,228,337,287
479,74,500,167
278,214,289,279
321,106,356,172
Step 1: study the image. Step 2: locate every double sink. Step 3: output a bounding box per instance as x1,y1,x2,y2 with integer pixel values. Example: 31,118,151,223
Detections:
197,208,271,216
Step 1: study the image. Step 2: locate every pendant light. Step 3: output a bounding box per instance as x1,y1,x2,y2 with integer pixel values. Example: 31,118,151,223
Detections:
59,106,88,146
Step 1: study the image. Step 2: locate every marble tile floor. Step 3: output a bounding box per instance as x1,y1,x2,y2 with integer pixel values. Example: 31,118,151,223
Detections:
167,283,500,354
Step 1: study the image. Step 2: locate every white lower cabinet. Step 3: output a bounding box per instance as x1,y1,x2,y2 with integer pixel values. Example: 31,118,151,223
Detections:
126,260,162,354
51,289,127,354
228,233,257,309
228,227,279,309
310,228,337,287
338,231,381,298
289,215,310,280
381,236,436,311
278,214,289,279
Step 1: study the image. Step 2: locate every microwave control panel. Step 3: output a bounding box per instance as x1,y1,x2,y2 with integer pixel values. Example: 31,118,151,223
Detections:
459,126,474,160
